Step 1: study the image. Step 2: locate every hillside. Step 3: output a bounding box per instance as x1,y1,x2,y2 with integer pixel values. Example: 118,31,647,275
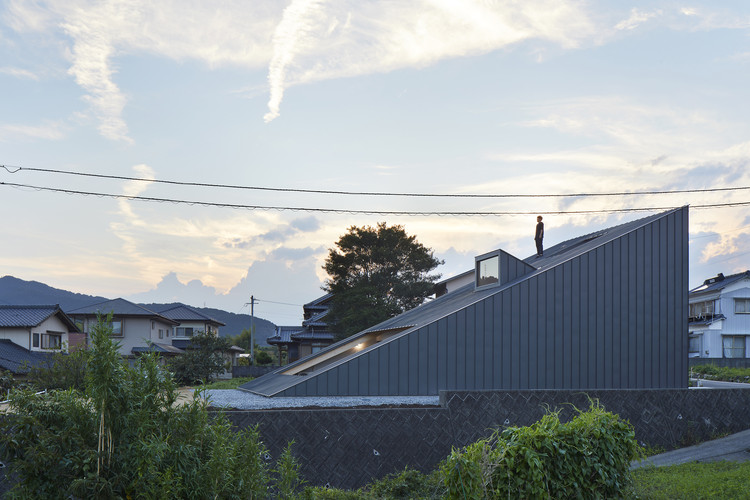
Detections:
0,276,277,344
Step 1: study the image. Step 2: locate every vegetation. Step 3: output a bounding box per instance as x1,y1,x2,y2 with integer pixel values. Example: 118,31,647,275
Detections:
632,461,750,499
323,222,443,339
201,376,254,390
0,315,303,499
440,401,642,498
690,364,750,383
26,345,90,391
168,329,231,385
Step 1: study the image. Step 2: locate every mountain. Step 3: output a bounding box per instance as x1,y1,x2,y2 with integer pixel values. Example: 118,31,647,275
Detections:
0,276,277,344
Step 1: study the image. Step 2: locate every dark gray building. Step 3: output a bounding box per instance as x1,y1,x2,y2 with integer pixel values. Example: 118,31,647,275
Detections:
241,206,689,397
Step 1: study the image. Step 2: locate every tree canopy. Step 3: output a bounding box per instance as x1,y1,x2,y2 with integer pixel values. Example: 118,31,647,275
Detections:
323,222,443,339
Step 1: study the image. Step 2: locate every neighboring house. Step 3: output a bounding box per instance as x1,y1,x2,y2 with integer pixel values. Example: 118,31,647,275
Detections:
67,298,179,358
242,206,688,397
268,294,336,364
688,270,750,359
153,303,242,377
152,303,225,346
0,305,80,374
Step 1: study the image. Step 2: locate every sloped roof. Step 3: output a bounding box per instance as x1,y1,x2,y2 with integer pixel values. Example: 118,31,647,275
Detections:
267,326,303,345
153,304,225,326
241,207,685,397
689,271,750,294
0,305,80,332
0,339,57,374
304,293,333,309
67,298,179,325
302,308,329,327
131,342,184,355
291,330,335,341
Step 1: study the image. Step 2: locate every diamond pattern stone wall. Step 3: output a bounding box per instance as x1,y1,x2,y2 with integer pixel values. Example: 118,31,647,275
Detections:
224,388,750,490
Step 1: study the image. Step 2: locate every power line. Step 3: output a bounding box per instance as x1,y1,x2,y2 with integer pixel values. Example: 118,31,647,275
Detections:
3,180,749,215
4,163,750,199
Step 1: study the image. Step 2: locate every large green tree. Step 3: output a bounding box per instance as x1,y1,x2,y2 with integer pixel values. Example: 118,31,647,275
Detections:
323,222,443,339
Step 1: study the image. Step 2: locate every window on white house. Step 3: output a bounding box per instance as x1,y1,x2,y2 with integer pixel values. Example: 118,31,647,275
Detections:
41,333,62,349
689,300,716,318
158,329,164,339
111,320,123,336
176,327,194,337
33,333,39,348
476,255,499,287
734,298,750,314
723,336,746,358
689,336,701,355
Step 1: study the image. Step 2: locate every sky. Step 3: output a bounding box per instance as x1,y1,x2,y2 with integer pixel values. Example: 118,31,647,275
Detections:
1,1,750,326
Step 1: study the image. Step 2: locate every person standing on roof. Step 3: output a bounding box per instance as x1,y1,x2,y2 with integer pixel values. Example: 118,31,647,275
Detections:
535,216,544,257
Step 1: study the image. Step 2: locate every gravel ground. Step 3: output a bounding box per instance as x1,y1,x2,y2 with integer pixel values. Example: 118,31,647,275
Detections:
201,389,440,410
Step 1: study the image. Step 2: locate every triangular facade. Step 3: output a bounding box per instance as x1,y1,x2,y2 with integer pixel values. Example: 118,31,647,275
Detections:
242,207,689,397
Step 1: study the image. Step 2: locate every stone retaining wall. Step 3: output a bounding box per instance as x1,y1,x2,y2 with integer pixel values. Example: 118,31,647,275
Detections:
223,388,750,490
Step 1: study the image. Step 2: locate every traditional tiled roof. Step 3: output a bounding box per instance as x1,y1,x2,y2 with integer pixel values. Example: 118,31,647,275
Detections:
67,298,178,325
302,309,329,327
291,330,335,342
0,339,57,374
131,342,184,355
153,304,225,326
689,271,750,294
0,305,80,332
304,293,333,309
267,326,304,345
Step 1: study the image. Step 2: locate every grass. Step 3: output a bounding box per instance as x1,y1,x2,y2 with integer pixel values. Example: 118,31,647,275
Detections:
690,365,750,383
631,461,750,499
199,376,254,390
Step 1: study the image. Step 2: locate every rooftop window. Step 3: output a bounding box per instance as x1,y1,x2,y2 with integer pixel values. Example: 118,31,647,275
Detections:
475,253,499,288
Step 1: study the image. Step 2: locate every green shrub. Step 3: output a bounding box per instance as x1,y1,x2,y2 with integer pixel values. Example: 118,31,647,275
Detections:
26,346,89,391
0,315,293,499
367,467,445,499
441,401,643,499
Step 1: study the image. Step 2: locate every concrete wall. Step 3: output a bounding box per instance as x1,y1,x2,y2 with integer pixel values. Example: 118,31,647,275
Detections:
224,387,750,491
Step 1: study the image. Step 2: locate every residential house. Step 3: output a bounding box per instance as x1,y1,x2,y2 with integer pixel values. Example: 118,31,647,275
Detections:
688,270,750,359
242,206,688,397
0,305,80,374
67,298,180,358
267,293,336,364
154,303,242,377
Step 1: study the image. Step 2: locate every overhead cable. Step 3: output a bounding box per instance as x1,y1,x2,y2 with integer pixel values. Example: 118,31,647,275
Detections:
3,180,746,216
3,164,750,199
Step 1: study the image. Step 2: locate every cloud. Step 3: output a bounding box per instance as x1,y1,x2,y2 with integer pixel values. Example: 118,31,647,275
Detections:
263,0,595,121
614,8,661,31
0,121,65,141
5,0,278,141
0,66,39,80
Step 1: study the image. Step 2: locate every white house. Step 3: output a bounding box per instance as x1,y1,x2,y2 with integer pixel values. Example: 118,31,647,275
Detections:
688,271,750,359
67,298,180,358
0,305,80,374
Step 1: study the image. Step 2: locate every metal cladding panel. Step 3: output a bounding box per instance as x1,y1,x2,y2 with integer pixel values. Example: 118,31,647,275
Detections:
268,207,687,396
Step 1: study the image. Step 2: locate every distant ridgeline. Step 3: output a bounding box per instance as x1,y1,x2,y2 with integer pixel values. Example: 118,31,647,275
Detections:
0,276,276,341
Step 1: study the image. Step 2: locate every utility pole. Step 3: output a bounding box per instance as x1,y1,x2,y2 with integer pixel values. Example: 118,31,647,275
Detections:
249,295,256,364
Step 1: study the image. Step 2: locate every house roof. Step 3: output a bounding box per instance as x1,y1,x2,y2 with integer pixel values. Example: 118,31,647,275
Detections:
0,305,80,332
131,342,184,355
267,326,303,345
689,270,750,294
291,330,335,342
302,309,329,327
67,298,179,325
241,207,685,397
0,339,57,374
304,293,333,309
153,303,225,326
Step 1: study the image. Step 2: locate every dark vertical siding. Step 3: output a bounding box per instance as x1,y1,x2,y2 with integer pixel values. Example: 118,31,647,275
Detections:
277,207,688,396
